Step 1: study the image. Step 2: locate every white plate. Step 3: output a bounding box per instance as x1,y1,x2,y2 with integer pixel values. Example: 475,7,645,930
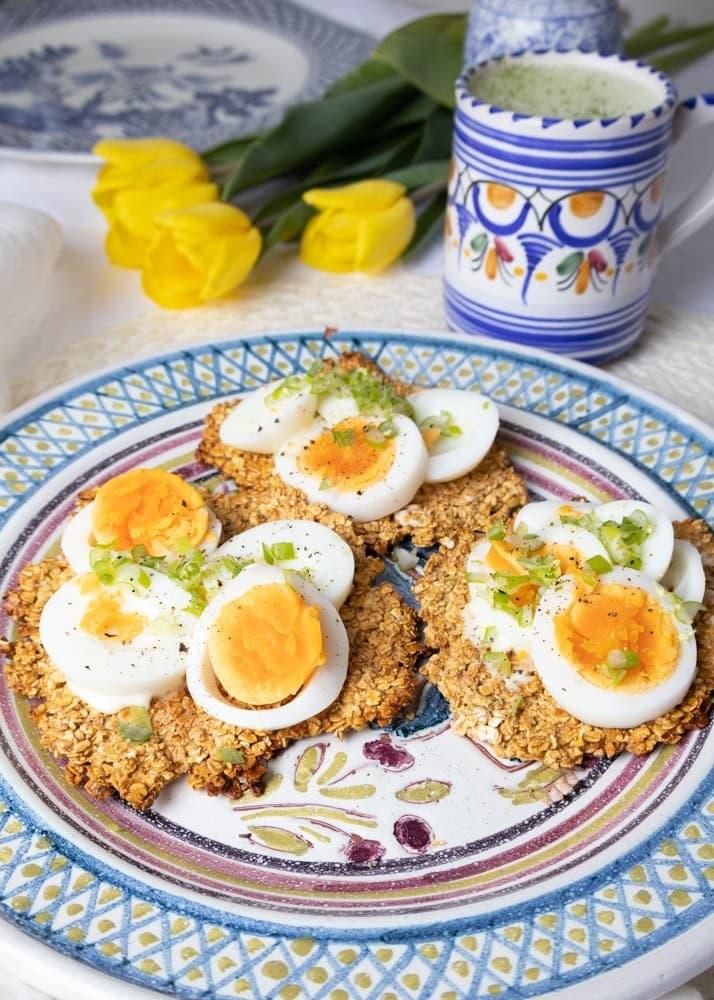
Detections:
0,0,373,159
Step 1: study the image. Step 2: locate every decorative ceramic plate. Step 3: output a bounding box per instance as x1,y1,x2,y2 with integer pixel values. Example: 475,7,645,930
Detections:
0,330,712,1000
0,0,373,159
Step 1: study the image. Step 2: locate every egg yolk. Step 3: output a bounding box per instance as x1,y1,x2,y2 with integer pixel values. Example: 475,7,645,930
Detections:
78,576,147,643
486,539,582,607
298,418,395,493
554,582,680,692
207,583,325,706
92,468,209,557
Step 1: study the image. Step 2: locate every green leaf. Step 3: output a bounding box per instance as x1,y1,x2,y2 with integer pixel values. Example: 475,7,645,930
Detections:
625,21,713,58
202,134,258,166
373,93,439,137
263,200,315,252
222,77,414,198
402,190,446,262
412,105,454,163
652,29,714,74
306,128,420,185
556,251,584,277
325,56,398,97
384,159,449,190
375,14,467,108
623,15,670,57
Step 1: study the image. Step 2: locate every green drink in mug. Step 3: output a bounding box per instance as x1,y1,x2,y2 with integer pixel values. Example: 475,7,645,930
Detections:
444,50,714,361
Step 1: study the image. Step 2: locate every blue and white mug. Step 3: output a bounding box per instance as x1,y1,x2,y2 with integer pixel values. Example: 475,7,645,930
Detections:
443,49,714,362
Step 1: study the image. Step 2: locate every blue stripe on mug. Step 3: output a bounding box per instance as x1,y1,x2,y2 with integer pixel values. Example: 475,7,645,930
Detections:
458,116,673,154
444,280,648,360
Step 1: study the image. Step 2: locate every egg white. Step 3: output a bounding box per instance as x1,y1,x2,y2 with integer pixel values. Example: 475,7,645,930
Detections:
537,523,611,570
531,567,697,728
661,539,706,604
186,562,349,731
219,378,318,454
514,499,595,536
212,519,355,608
594,500,674,580
39,568,196,714
274,413,428,522
61,497,222,575
465,539,533,653
317,393,360,425
407,388,499,484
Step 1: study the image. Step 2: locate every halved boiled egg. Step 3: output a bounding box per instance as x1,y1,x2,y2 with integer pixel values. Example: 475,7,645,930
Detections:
62,467,221,574
274,414,427,522
219,378,318,454
514,499,595,536
464,524,610,653
212,518,355,608
531,567,696,728
186,562,348,731
39,568,196,713
661,539,706,604
408,388,499,484
593,500,674,580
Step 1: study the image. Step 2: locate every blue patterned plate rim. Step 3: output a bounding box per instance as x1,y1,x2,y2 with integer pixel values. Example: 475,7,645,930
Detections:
0,328,711,1000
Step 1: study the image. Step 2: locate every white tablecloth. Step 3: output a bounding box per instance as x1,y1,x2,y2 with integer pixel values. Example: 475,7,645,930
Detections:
1,1,713,998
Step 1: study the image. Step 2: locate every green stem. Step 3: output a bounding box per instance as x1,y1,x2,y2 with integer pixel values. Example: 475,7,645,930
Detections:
623,15,670,56
625,22,714,58
652,29,714,74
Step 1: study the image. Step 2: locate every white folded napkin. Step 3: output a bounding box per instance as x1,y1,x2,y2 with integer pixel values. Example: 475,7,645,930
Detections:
0,202,62,411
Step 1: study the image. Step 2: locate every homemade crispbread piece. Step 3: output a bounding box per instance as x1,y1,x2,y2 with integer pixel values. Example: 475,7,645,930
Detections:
197,351,528,552
2,550,422,811
415,519,714,768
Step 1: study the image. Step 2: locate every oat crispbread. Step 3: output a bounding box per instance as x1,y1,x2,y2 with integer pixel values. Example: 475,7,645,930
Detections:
197,351,528,552
415,519,714,768
2,548,422,811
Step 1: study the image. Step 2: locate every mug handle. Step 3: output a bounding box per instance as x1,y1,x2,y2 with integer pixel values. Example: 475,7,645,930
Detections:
657,94,714,254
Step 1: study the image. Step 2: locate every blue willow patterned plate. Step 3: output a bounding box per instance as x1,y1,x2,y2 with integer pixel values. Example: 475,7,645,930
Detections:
0,0,373,159
0,329,712,1000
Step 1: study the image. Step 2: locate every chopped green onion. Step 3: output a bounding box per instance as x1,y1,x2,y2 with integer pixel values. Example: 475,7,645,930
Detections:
518,604,534,627
487,520,506,541
682,600,705,621
269,374,304,401
484,650,512,676
585,554,612,575
483,625,497,646
364,425,387,449
215,747,245,764
378,419,397,439
319,478,332,491
517,553,560,587
331,428,356,448
510,694,523,716
262,541,296,565
492,572,530,594
116,706,152,744
492,590,520,619
419,410,462,438
466,571,489,585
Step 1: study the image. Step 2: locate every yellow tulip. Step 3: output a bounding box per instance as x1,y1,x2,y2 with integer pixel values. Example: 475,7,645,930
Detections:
300,179,416,273
92,137,216,268
142,202,262,309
